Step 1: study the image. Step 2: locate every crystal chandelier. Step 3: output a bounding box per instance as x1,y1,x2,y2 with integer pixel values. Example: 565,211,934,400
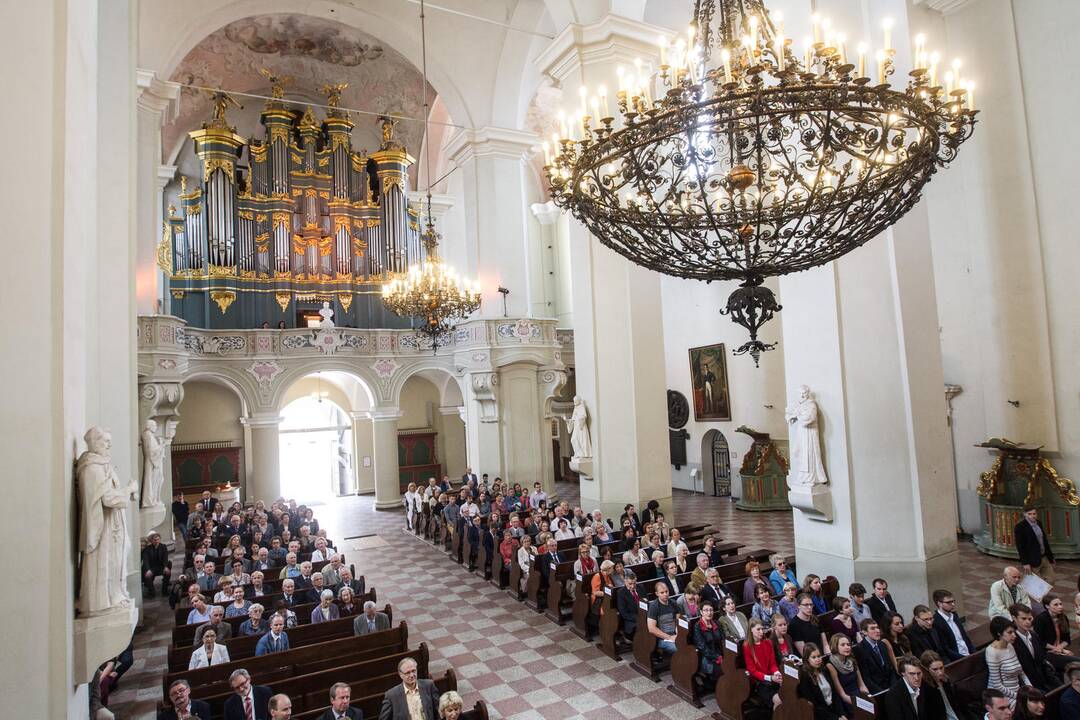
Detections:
544,0,978,365
381,0,481,350
382,204,482,352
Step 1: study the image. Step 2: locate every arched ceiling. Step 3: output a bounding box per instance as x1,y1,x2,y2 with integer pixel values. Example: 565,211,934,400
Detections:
164,14,435,162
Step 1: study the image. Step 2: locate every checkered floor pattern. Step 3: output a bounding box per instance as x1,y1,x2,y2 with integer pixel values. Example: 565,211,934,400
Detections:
110,483,1080,719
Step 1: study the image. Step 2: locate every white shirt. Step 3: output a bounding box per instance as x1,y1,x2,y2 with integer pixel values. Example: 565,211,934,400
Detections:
937,610,970,655
311,549,331,562
667,540,688,558
904,680,920,713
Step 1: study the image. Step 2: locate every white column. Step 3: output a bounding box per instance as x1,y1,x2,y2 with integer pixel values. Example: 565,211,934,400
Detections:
438,406,467,479
537,15,672,520
446,127,540,318
531,201,571,324
499,364,550,489
463,371,504,477
350,411,375,495
241,414,282,503
372,409,403,510
135,70,179,315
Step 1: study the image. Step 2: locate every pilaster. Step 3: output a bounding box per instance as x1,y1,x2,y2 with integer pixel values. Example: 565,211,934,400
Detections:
350,411,375,495
371,409,403,510
241,413,282,503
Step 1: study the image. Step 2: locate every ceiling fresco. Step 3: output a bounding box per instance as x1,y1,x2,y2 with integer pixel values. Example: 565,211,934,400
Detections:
165,14,433,161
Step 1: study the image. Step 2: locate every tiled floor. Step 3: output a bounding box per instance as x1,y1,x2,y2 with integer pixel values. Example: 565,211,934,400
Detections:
111,483,1080,719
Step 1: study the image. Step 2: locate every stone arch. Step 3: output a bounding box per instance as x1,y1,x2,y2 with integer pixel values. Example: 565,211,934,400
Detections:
267,361,379,412
386,361,463,409
183,368,254,416
142,0,476,130
700,429,732,497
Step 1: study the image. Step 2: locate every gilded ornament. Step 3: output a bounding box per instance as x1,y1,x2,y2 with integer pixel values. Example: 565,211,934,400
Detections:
203,158,235,183
210,290,236,314
275,292,291,312
272,212,291,230
240,269,256,279
269,126,290,145
156,225,173,274
255,213,269,223
208,264,235,278
976,456,1002,499
339,293,353,312
238,210,254,221
171,290,185,299
291,153,304,165
318,157,330,168
318,236,334,257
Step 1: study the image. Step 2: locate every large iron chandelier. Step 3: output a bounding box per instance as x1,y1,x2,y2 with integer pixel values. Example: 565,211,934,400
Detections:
382,203,482,351
543,0,978,365
381,0,481,350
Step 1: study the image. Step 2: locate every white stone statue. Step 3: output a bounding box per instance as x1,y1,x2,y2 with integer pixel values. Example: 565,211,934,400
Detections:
785,385,829,486
318,301,335,328
140,419,165,509
566,395,593,458
77,427,137,616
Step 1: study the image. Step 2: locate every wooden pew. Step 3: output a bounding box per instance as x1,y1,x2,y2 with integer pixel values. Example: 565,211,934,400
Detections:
774,660,812,720
171,589,376,647
712,639,750,720
195,643,430,718
597,586,634,662
570,569,600,640
669,615,706,707
290,669,458,720
545,560,578,624
167,604,390,673
164,622,409,700
630,604,668,681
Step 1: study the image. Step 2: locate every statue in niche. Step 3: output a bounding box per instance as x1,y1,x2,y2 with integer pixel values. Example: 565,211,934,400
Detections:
318,301,335,328
140,419,166,509
77,427,137,616
567,395,593,459
785,385,829,486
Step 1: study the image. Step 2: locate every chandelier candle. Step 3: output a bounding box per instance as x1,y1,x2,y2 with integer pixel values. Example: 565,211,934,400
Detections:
542,0,978,366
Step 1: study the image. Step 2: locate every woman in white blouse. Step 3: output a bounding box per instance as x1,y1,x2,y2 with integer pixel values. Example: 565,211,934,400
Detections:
517,534,535,594
986,616,1031,706
666,528,688,559
188,628,230,669
623,539,650,567
554,518,578,541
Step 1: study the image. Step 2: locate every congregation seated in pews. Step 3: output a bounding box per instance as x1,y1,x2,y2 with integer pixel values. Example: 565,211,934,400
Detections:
152,493,489,720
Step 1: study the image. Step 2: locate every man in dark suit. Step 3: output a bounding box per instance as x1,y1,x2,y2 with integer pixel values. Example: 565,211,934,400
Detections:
854,619,898,694
141,531,172,597
931,590,974,662
616,573,642,639
353,601,391,636
882,656,927,720
1010,603,1060,690
196,561,221,593
280,579,301,607
461,468,478,485
1015,506,1056,583
906,605,944,658
159,679,212,720
700,568,729,607
867,577,898,624
379,657,439,720
317,682,363,720
1061,664,1080,720
223,669,272,720
336,568,365,597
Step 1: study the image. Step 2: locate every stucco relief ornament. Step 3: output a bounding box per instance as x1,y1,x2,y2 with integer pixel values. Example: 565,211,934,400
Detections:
785,385,829,486
140,419,166,509
77,427,137,616
372,358,399,380
247,360,283,387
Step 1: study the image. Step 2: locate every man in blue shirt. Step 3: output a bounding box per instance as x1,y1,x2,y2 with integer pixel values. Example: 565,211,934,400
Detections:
255,614,290,656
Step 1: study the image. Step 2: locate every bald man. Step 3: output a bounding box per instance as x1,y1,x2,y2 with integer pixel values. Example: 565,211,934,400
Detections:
989,566,1031,619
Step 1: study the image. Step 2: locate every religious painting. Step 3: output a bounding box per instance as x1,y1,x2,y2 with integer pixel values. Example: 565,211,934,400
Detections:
689,344,731,421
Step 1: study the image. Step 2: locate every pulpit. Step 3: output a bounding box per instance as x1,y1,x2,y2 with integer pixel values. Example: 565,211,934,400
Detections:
974,438,1080,559
734,426,792,512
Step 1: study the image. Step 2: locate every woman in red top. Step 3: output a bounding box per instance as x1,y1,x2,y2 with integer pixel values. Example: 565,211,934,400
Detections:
770,613,800,666
498,529,517,566
744,618,784,711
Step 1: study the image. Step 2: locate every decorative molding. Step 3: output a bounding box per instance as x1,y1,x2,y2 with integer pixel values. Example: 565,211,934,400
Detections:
240,414,283,429
446,126,540,165
135,69,181,123
407,191,455,219
913,0,982,15
530,201,561,226
535,14,663,84
468,371,500,423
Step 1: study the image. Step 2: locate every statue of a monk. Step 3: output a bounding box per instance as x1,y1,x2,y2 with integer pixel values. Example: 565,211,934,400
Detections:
567,395,593,459
140,419,165,509
785,385,829,486
78,427,137,616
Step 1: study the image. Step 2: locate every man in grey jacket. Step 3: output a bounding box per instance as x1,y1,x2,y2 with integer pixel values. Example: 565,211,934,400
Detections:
353,601,390,636
379,657,439,720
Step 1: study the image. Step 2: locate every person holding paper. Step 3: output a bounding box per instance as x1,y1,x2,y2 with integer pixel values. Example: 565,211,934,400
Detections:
989,567,1032,619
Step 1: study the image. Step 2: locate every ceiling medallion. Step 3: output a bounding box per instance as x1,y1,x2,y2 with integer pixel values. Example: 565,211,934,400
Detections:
543,0,978,365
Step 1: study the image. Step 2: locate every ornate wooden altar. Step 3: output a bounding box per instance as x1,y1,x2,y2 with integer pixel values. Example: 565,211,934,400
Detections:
974,438,1080,559
171,441,241,495
734,426,792,512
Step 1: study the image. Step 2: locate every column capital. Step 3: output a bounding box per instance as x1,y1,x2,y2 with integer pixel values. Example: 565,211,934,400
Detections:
370,408,403,422
438,405,464,416
156,164,177,191
408,191,455,219
531,201,562,226
136,69,181,123
913,0,983,15
241,413,282,428
536,14,662,83
349,410,373,421
446,126,540,165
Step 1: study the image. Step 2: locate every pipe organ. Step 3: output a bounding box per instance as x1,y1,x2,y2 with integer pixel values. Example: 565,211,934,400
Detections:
160,87,421,328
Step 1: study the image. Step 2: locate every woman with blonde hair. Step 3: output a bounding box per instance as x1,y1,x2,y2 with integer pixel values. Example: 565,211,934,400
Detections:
438,690,465,719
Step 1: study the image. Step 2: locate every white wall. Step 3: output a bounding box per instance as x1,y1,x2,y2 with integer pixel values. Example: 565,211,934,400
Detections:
175,380,244,445
660,276,788,495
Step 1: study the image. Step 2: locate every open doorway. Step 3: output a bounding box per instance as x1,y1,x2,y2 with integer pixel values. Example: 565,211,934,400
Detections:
278,395,352,505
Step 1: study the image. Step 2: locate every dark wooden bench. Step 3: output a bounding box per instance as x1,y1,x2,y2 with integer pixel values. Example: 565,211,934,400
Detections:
164,622,409,701
544,560,578,624
171,589,375,647
289,669,459,720
166,604,389,672
194,642,429,718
